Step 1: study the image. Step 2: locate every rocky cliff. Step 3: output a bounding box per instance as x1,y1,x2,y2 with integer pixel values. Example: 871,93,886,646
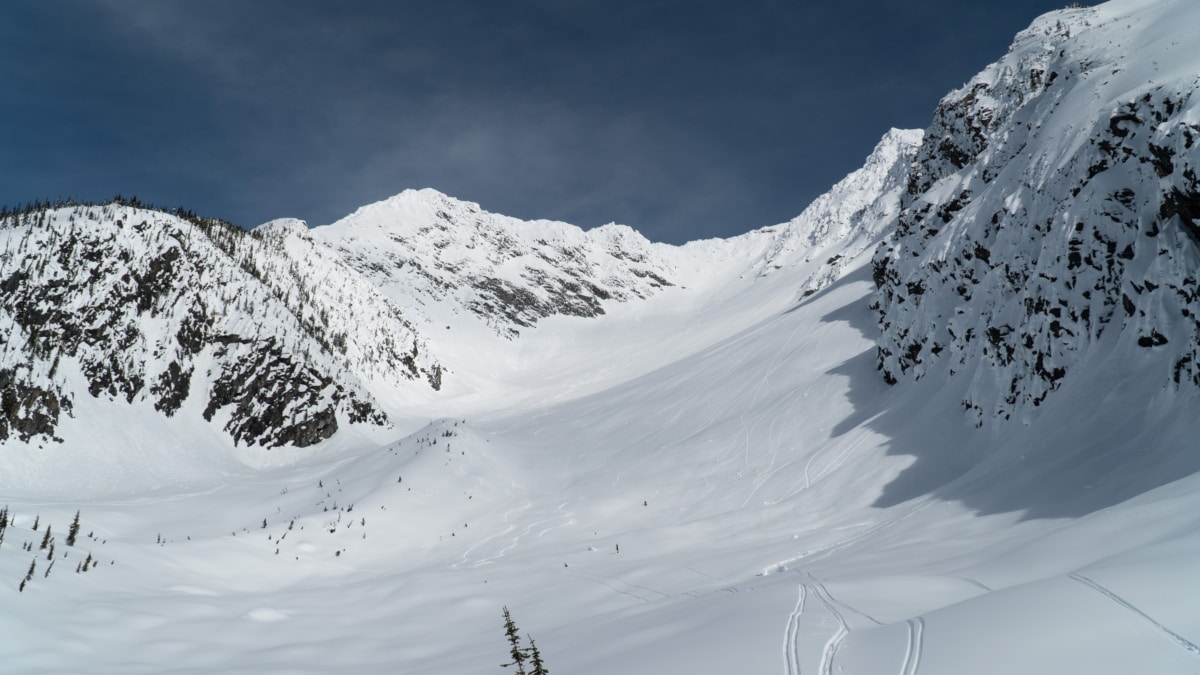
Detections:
871,0,1200,424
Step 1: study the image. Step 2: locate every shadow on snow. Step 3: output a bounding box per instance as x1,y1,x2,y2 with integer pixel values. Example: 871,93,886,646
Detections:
811,265,1200,521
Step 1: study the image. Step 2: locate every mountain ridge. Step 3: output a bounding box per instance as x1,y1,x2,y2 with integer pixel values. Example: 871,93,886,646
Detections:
0,126,919,466
6,3,1200,674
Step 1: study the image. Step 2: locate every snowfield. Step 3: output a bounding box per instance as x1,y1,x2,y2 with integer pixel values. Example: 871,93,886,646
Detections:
4,0,1200,673
4,250,1199,674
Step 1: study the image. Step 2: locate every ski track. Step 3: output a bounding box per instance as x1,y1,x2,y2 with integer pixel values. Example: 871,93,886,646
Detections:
685,565,735,589
1069,573,1200,657
800,572,890,675
558,569,672,604
783,584,806,675
762,498,936,576
453,490,573,569
807,574,884,627
959,577,992,593
449,498,531,569
810,578,849,675
534,503,576,544
803,432,862,487
483,513,565,565
900,617,925,675
738,318,808,510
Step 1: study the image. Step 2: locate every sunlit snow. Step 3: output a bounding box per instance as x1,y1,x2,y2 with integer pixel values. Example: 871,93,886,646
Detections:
3,1,1200,673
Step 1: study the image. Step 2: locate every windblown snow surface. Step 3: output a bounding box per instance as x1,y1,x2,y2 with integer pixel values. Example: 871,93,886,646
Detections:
4,1,1200,673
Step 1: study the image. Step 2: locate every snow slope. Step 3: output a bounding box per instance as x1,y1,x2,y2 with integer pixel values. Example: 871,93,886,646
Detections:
4,1,1200,673
5,245,1199,674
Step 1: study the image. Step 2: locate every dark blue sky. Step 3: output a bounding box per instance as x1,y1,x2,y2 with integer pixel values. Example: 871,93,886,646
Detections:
3,1,1073,244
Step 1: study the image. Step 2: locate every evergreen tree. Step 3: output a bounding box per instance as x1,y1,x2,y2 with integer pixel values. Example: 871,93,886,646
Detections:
500,606,528,675
527,636,549,675
39,526,51,550
66,511,80,547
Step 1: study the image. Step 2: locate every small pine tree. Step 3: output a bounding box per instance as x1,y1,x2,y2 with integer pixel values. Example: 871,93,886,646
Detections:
39,526,51,550
500,606,528,675
66,511,80,547
31,515,39,531
527,636,549,675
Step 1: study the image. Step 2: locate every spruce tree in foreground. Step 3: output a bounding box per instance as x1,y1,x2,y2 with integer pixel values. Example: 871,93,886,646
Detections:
500,606,528,675
500,607,549,674
527,636,549,675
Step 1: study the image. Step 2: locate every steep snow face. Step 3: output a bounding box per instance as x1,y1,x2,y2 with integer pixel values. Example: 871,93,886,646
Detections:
248,219,442,392
872,0,1200,423
303,135,920,410
311,189,678,340
0,205,429,452
756,128,923,294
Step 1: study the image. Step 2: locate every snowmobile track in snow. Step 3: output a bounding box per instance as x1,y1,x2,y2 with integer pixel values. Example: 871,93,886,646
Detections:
808,577,849,675
1068,573,1200,657
900,617,925,675
806,573,884,626
782,584,806,675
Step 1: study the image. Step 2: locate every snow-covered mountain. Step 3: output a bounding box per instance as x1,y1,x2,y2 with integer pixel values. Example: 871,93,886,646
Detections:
0,204,403,450
4,1,1200,674
872,0,1200,423
0,126,919,457
312,188,679,340
758,127,923,292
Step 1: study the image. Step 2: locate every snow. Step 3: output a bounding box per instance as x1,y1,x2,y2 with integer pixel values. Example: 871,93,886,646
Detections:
3,1,1200,672
5,249,1199,673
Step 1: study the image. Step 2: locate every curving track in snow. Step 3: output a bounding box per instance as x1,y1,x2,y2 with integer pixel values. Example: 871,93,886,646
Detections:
782,584,807,675
1069,573,1200,658
900,617,925,675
